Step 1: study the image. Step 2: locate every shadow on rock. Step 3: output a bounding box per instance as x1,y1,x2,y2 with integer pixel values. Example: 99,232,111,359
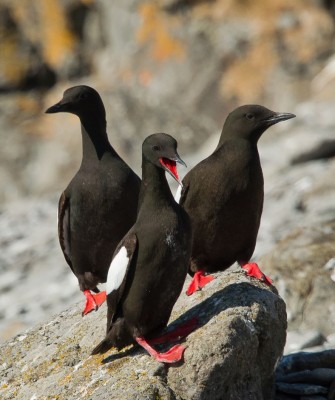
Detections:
169,281,278,330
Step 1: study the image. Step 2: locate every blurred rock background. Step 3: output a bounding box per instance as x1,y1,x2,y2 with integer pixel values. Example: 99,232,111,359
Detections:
1,0,335,353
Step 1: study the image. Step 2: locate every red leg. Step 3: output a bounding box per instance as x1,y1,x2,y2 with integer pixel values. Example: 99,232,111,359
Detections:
186,270,215,296
82,290,107,316
240,263,272,285
135,336,185,363
149,317,198,345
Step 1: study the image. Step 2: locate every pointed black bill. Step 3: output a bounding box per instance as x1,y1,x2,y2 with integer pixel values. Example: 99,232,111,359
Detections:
265,112,296,125
45,100,71,114
171,153,187,168
45,102,63,114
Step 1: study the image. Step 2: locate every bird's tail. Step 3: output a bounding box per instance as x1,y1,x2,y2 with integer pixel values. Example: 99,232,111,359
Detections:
91,337,114,355
91,319,134,355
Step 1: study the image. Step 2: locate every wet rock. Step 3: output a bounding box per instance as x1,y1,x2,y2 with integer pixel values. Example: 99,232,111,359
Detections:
276,382,328,396
277,368,335,385
328,380,335,400
277,350,335,376
300,396,328,400
275,394,297,400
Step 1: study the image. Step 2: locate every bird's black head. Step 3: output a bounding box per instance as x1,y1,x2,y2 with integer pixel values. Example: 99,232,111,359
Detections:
45,85,105,119
142,133,186,185
222,105,295,143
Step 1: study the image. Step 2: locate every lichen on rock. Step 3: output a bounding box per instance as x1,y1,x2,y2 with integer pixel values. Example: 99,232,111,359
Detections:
0,270,286,400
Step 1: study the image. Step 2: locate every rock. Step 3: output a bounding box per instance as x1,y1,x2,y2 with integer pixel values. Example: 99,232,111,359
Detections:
328,380,335,400
0,0,92,90
1,0,333,101
1,0,335,370
276,382,328,396
0,0,335,204
275,394,297,400
277,350,335,376
277,368,335,385
260,221,335,334
0,270,286,400
301,396,328,400
0,197,81,342
326,333,335,348
291,139,335,164
285,331,327,354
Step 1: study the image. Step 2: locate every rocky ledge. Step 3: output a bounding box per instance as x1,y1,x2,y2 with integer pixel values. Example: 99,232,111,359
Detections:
0,270,286,400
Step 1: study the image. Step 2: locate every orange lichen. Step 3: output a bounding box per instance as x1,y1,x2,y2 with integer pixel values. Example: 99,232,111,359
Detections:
0,22,28,85
37,0,76,68
138,70,153,86
190,0,333,103
15,95,41,115
117,68,133,84
137,3,185,62
194,0,310,20
220,41,278,103
8,0,76,69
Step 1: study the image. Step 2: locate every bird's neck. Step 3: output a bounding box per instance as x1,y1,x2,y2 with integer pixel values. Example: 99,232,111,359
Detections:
80,115,114,162
138,158,175,212
216,134,258,151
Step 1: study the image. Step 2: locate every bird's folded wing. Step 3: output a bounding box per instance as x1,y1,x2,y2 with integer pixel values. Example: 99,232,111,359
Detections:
105,232,137,329
58,192,73,272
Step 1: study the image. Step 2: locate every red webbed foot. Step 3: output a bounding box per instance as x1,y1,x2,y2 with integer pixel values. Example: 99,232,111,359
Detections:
241,262,273,286
186,270,215,296
82,290,107,316
135,336,185,363
149,317,198,345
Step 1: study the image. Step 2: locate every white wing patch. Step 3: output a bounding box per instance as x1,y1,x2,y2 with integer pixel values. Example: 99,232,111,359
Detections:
174,185,182,203
106,246,129,295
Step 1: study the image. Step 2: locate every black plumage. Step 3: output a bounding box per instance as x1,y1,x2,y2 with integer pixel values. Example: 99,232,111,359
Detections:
178,105,295,295
45,85,141,314
92,133,192,363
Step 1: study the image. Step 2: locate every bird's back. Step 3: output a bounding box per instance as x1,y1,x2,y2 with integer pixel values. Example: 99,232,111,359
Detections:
62,154,141,284
181,139,263,273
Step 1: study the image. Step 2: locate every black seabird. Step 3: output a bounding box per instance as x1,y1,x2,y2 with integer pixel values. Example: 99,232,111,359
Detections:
177,105,295,295
45,85,141,314
92,133,194,363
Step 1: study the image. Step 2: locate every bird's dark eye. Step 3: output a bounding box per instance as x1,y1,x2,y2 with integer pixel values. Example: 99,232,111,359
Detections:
245,113,255,120
152,145,160,151
80,93,89,100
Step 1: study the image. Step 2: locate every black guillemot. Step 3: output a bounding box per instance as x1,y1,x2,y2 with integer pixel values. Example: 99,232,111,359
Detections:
177,104,295,295
46,85,141,314
92,133,195,363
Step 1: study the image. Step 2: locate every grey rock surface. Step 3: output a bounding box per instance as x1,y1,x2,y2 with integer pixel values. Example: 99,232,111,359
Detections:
0,0,335,204
0,196,81,341
260,221,335,335
284,330,327,354
0,270,286,400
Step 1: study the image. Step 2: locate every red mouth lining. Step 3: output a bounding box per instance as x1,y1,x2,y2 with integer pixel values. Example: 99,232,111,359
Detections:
160,158,180,182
